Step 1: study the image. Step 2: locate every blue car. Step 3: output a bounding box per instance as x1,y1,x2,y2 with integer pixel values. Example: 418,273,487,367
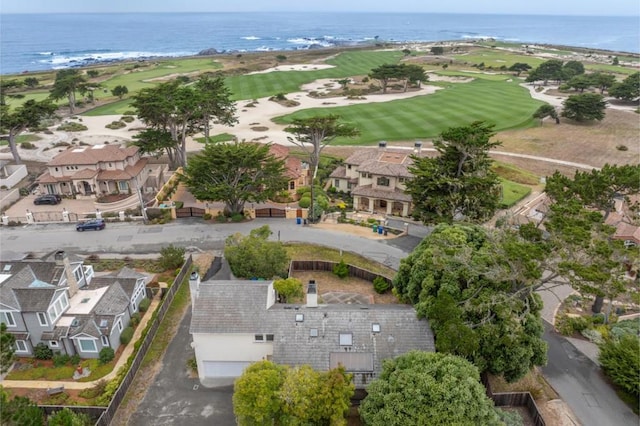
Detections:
76,219,106,231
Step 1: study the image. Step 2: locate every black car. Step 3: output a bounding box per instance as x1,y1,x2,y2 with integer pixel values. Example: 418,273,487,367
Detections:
33,194,62,205
76,219,106,231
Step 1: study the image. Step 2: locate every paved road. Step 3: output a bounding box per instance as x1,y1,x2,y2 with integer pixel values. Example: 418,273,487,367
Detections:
542,322,638,426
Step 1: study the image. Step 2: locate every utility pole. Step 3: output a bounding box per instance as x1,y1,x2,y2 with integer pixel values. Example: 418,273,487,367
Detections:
136,183,148,222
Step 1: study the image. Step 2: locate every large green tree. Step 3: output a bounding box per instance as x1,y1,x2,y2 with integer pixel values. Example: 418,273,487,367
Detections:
589,72,616,94
368,64,406,93
508,62,532,76
182,141,287,215
224,225,290,279
561,93,606,122
47,408,93,426
131,77,237,169
0,388,45,426
405,121,502,224
608,72,640,101
233,360,354,426
360,351,501,426
0,99,57,164
526,59,564,85
285,115,358,222
49,69,86,113
533,104,559,125
393,224,549,382
0,323,16,374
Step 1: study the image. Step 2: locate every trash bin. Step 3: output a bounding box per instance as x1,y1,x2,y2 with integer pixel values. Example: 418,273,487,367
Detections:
383,228,388,236
377,225,383,234
303,219,308,225
372,224,378,233
296,217,302,225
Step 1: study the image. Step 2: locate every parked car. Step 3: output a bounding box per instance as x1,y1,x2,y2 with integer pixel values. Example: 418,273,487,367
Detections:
33,194,61,205
76,219,106,231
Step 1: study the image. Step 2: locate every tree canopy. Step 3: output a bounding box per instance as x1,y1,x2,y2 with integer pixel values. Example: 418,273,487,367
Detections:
508,62,532,76
533,104,559,124
224,225,290,279
0,323,16,374
608,72,640,101
526,59,564,85
393,224,548,382
233,360,354,426
405,121,502,224
360,351,501,426
561,93,606,122
368,63,427,93
273,277,303,303
0,99,57,164
49,69,86,113
182,141,288,215
131,76,237,169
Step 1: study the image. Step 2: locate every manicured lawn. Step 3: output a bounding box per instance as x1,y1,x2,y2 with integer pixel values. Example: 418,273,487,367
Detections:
500,178,532,208
225,50,403,100
432,70,516,81
83,99,135,116
584,63,638,75
194,133,236,143
273,78,543,145
284,242,395,276
450,48,545,69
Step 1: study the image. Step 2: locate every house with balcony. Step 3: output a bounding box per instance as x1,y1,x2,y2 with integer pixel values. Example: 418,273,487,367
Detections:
189,275,434,387
0,251,148,358
35,144,167,198
329,142,425,217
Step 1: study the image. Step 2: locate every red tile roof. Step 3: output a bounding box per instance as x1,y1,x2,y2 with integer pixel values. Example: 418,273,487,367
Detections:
48,144,139,166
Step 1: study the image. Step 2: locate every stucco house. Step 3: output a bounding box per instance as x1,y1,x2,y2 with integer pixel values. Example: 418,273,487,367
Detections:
189,275,434,387
268,143,309,199
35,143,167,198
0,251,148,358
329,142,425,217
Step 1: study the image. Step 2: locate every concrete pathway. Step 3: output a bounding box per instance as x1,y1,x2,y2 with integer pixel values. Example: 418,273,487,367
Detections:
1,294,162,390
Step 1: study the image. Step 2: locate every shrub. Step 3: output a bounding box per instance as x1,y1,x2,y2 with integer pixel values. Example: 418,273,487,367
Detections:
215,213,228,223
333,259,349,279
139,298,151,312
99,347,115,365
187,357,198,372
231,213,245,222
373,276,391,294
130,312,141,327
581,328,604,344
616,145,628,151
555,314,589,336
34,342,54,360
203,213,212,220
159,244,185,270
20,141,36,149
70,354,81,366
298,196,311,208
599,334,640,398
105,120,126,129
120,327,134,345
19,187,30,196
56,122,88,131
53,353,71,367
497,408,524,426
121,115,135,123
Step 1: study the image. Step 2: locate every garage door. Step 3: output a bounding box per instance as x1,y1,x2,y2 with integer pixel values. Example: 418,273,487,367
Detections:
202,361,251,378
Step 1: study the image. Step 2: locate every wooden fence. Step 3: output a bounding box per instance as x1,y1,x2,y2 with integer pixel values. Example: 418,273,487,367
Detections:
481,373,546,426
289,260,393,287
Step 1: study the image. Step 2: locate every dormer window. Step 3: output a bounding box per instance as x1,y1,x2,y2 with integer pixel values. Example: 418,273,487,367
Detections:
377,177,390,187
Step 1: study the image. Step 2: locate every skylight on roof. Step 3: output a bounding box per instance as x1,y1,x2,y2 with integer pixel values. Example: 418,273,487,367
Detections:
372,323,381,333
99,319,108,327
81,298,90,304
310,328,319,337
3,265,11,272
295,313,304,322
72,148,84,153
339,332,353,346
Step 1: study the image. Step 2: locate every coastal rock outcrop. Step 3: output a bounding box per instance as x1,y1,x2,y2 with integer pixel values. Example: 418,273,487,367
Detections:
197,48,220,56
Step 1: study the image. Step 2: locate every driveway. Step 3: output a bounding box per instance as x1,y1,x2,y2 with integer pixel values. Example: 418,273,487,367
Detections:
128,308,235,426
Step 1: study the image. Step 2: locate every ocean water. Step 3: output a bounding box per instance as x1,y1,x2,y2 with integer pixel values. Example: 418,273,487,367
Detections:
1,12,638,75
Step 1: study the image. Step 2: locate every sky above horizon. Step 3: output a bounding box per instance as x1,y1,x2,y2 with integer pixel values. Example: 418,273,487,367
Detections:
1,0,639,16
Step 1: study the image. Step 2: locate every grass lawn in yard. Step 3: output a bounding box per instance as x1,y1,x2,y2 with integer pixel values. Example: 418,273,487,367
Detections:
273,78,543,145
500,178,532,208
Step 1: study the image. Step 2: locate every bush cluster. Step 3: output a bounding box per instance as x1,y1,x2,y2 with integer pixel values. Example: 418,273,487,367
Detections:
373,276,391,294
332,259,349,279
99,347,115,365
120,327,134,345
34,342,54,360
139,298,151,312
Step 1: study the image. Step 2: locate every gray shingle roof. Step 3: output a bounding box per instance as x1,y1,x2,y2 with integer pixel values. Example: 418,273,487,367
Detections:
190,280,435,382
92,285,129,316
12,288,58,312
90,276,140,299
351,185,413,202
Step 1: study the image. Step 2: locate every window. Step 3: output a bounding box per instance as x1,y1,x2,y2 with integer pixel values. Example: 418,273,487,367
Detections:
334,179,340,187
347,165,352,169
377,177,390,187
118,181,128,191
295,313,304,322
361,172,371,179
73,267,82,282
78,338,97,353
0,311,16,327
339,332,353,346
254,334,264,342
37,312,48,326
116,320,123,332
265,334,274,342
289,181,295,190
15,340,28,353
399,177,406,183
49,341,59,348
372,323,381,333
101,335,109,346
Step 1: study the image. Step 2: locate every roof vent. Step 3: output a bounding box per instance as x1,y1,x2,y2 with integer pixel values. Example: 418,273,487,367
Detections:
378,141,387,150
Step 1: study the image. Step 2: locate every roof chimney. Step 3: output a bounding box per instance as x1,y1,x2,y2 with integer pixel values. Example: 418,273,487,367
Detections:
306,280,318,308
378,141,387,151
60,251,80,297
189,271,201,308
414,141,422,154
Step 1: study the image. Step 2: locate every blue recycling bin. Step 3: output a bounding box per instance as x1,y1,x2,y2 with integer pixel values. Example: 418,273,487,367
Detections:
377,225,383,234
296,217,302,225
